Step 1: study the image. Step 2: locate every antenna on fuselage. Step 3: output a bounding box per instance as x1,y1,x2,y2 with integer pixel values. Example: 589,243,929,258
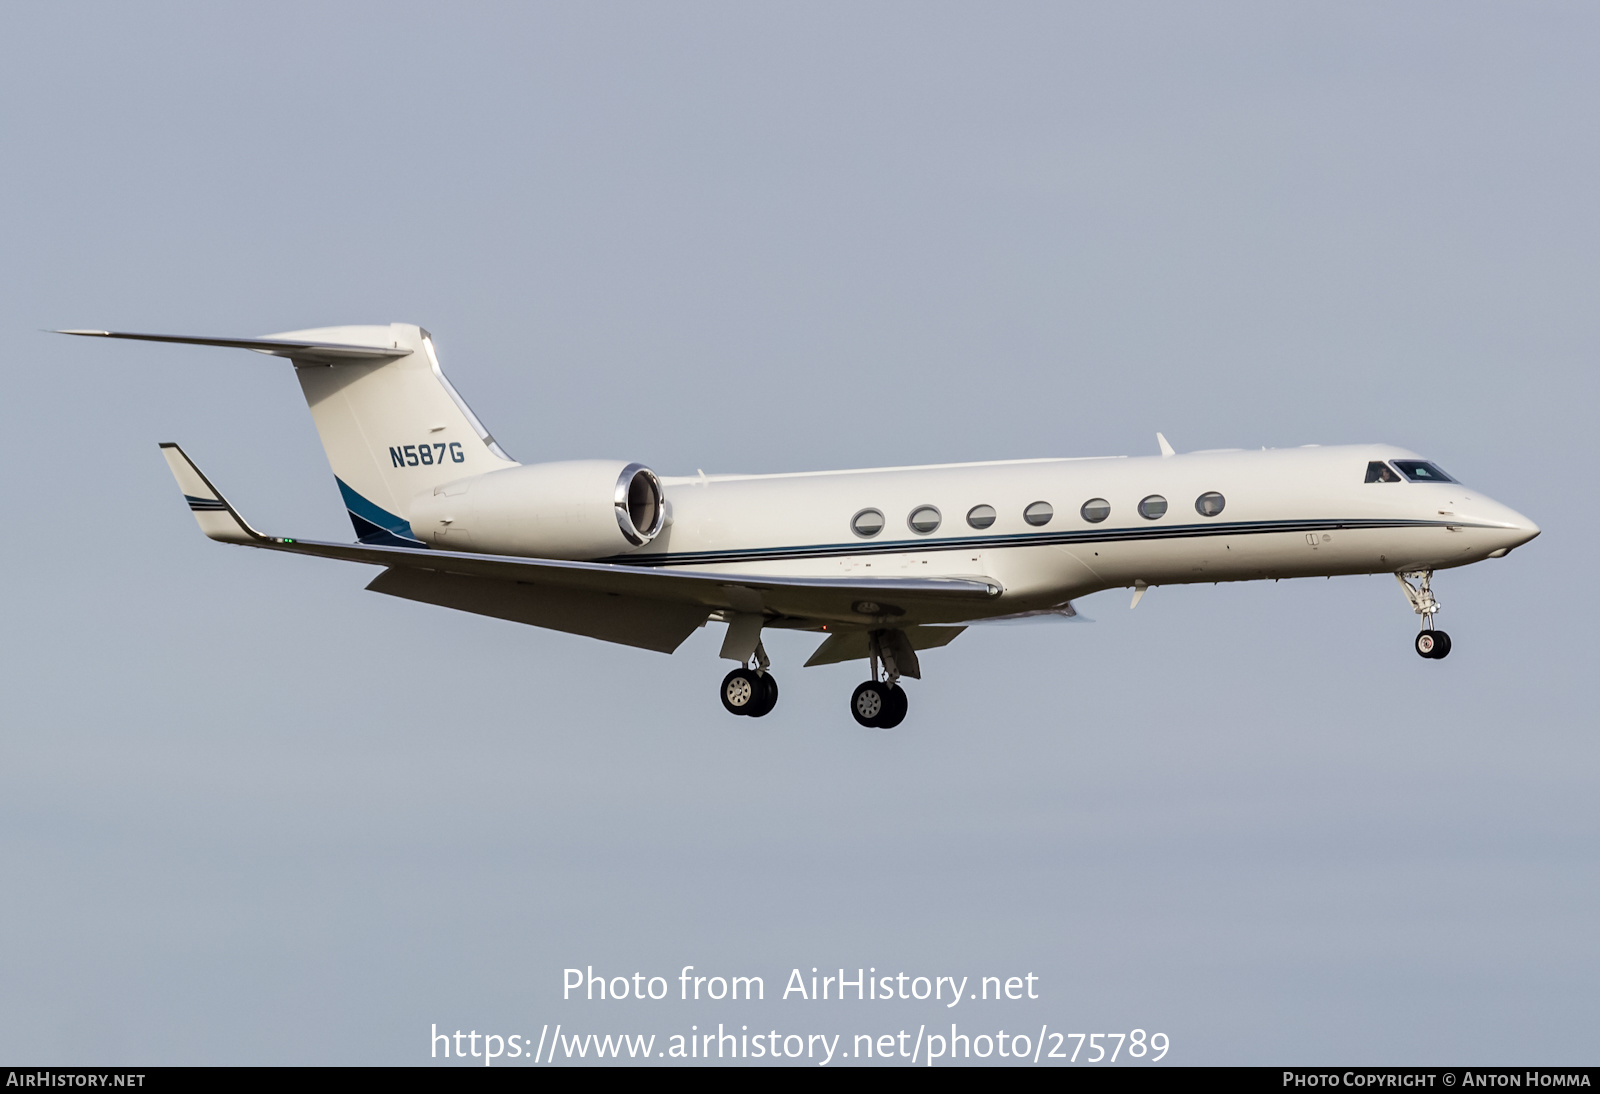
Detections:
1156,433,1175,458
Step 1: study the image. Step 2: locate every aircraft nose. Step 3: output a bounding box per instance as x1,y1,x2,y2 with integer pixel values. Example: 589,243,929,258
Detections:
1507,514,1541,548
1477,498,1540,554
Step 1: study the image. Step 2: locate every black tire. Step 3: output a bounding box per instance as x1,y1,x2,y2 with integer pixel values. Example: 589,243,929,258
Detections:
747,673,779,718
850,681,889,727
877,684,908,729
721,668,762,715
1415,631,1440,659
1430,631,1452,659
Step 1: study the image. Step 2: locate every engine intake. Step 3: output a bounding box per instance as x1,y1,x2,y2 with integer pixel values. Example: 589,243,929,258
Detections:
615,462,665,546
410,459,668,559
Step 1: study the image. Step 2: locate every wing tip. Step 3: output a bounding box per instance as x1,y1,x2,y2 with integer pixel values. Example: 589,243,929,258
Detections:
158,443,268,544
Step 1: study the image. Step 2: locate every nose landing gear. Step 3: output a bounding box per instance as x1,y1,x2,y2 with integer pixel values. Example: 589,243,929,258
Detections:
1397,571,1452,659
1414,630,1452,659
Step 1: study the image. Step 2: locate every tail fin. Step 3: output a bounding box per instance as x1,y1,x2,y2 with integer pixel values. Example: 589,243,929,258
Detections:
277,324,517,545
62,323,518,546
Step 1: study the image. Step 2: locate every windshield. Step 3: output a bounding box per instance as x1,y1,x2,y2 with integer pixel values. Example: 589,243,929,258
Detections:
1391,460,1455,483
1365,461,1401,483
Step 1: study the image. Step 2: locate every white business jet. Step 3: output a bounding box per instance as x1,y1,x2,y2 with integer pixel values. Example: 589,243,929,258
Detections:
62,324,1539,728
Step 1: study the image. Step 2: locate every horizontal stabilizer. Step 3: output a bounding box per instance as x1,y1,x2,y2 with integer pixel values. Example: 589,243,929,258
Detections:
56,329,411,363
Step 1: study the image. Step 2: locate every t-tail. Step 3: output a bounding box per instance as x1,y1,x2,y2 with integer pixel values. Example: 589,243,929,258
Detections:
59,323,518,545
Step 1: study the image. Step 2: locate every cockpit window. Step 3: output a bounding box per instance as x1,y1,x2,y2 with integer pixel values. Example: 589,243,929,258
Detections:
1365,461,1401,483
1391,460,1455,483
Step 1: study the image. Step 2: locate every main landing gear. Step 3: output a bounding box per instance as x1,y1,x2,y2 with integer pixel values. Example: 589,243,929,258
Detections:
851,679,907,729
1397,570,1452,660
720,638,778,718
715,627,917,727
850,630,911,729
721,667,778,716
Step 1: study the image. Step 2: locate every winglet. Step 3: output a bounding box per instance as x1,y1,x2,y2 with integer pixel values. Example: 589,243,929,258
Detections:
158,443,270,544
1156,432,1175,458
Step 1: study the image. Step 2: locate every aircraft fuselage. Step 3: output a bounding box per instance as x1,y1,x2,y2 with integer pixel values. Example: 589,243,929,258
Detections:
589,443,1537,624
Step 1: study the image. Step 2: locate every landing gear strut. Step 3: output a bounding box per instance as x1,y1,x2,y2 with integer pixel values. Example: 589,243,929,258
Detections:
850,631,909,729
1397,571,1452,660
720,639,778,717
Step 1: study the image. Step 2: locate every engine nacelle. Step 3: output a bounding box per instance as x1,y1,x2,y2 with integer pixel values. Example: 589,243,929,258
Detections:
409,460,666,559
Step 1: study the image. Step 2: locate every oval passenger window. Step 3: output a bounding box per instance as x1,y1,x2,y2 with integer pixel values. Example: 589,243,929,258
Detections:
1195,491,1225,517
1023,501,1054,527
1138,495,1168,520
909,506,942,534
966,504,996,530
851,508,885,538
1080,498,1110,523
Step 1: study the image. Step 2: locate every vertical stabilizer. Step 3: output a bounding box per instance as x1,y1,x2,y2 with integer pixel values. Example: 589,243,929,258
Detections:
278,324,517,545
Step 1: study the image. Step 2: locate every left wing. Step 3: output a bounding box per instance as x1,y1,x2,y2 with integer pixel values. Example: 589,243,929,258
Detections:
159,443,1004,630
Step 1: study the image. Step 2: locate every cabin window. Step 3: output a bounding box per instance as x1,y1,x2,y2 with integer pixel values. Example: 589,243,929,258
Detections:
1080,498,1110,523
908,506,942,534
850,508,885,537
1023,501,1054,527
966,504,997,529
1365,461,1401,483
1138,494,1168,520
1392,460,1455,483
1195,491,1225,517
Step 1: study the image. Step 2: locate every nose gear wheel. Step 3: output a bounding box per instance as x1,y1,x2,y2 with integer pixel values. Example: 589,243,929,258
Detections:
1415,630,1452,659
1398,571,1453,660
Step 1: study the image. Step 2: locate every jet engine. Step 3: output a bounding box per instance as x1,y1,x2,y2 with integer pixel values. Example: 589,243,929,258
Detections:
409,460,666,559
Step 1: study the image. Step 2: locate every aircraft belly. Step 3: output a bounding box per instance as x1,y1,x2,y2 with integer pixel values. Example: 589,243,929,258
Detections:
1077,525,1487,587
673,553,973,580
1376,525,1497,573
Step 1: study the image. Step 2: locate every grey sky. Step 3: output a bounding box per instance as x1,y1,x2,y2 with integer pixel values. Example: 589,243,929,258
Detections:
1,2,1595,1064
